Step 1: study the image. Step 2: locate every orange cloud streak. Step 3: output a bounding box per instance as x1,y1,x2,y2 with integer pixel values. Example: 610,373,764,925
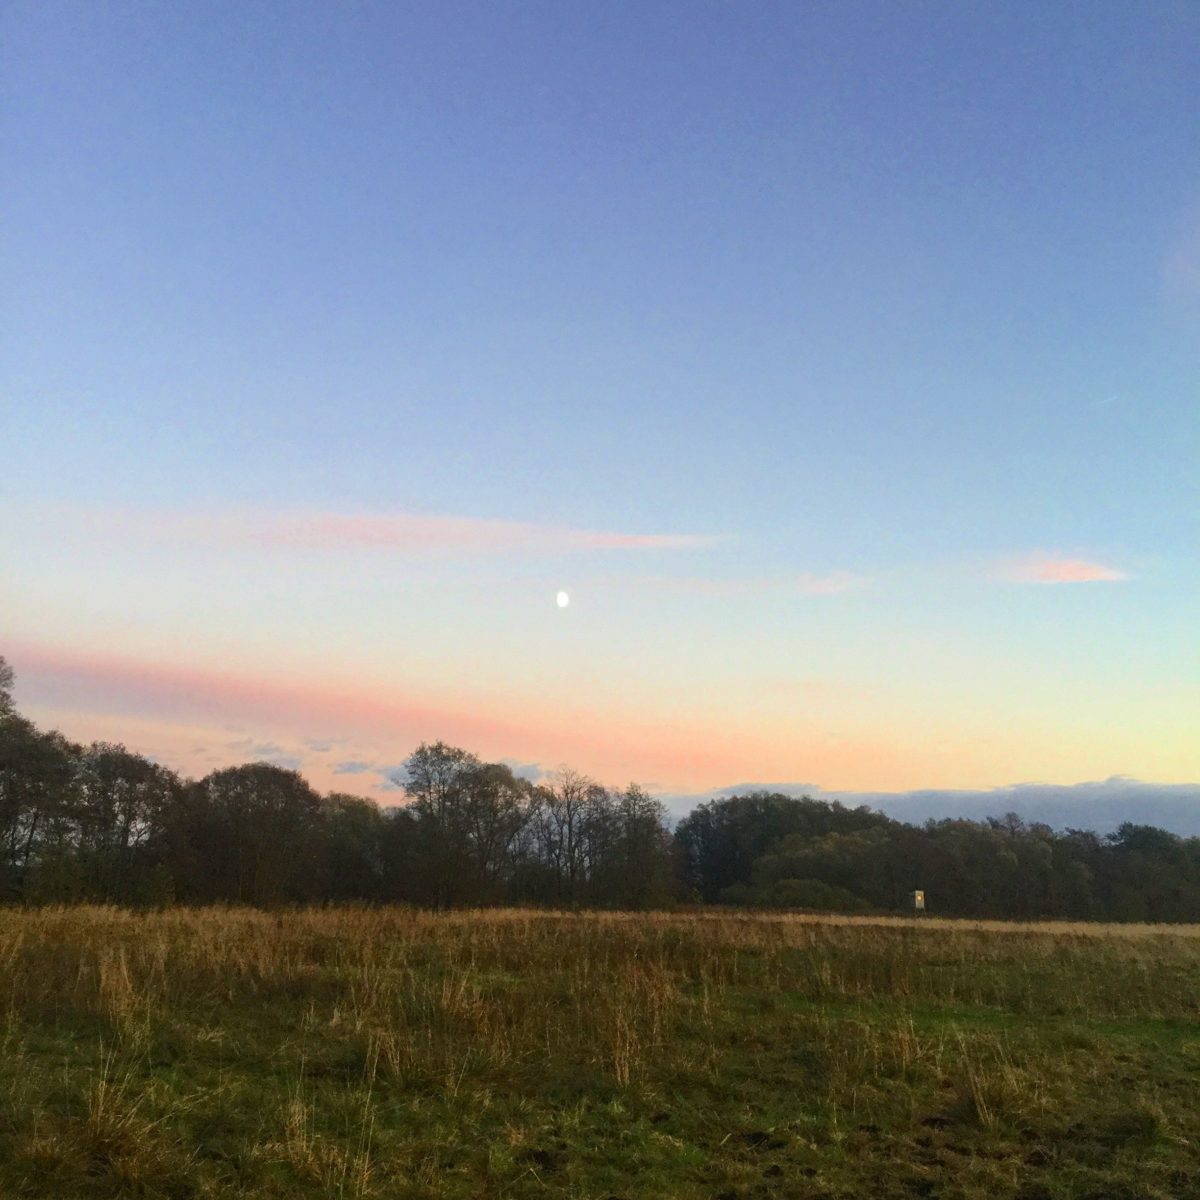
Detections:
13,641,1087,795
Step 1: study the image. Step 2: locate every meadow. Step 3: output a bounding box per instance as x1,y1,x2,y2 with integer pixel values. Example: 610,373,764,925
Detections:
1,907,1199,1199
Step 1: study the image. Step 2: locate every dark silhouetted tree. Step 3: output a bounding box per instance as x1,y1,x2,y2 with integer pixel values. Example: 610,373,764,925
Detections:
0,656,14,717
168,763,323,905
75,743,180,903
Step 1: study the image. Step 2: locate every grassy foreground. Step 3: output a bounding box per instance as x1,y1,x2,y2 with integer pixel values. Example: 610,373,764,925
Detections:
1,909,1199,1199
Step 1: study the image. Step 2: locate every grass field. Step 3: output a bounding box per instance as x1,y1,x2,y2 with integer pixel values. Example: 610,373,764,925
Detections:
2,908,1199,1199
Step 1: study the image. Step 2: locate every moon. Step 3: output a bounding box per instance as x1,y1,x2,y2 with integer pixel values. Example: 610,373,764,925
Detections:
556,590,570,608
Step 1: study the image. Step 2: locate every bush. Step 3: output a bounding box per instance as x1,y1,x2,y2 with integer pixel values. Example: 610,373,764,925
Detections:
719,877,871,912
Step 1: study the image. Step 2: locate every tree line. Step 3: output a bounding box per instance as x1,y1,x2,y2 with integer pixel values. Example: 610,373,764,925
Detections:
0,657,675,907
2,656,1198,919
674,793,1200,922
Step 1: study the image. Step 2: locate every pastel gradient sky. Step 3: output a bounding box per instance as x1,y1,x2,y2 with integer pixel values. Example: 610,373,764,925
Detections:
3,3,1198,811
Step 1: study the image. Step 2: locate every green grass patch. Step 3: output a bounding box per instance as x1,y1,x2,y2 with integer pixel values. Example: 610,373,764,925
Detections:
0,907,1198,1198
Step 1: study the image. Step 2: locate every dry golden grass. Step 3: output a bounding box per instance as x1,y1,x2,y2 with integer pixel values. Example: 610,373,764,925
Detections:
1,905,1198,1198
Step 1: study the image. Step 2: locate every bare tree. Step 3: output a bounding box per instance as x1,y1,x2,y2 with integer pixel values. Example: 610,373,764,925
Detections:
459,762,533,899
536,767,604,904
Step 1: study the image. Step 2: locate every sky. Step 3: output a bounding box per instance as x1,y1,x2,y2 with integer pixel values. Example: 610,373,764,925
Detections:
2,2,1198,827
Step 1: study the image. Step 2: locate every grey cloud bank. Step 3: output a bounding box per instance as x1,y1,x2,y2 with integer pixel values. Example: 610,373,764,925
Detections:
332,761,374,775
500,759,547,782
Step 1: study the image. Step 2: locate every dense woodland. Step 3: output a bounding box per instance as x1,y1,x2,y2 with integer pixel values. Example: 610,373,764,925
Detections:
2,655,1198,920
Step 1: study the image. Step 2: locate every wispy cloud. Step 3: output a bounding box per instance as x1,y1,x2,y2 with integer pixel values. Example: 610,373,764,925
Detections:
303,737,337,753
646,571,866,597
226,738,288,757
254,512,719,554
13,643,533,751
788,572,864,596
80,506,720,557
1164,203,1200,301
999,553,1128,585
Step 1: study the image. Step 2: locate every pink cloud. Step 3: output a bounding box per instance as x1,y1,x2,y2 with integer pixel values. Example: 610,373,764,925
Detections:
263,513,716,553
13,641,1094,797
1001,553,1128,585
79,507,718,556
8,641,760,791
12,642,545,749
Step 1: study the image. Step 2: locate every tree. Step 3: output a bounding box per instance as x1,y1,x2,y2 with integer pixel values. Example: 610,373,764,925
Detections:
395,742,481,907
1105,823,1197,922
457,761,534,901
75,743,179,902
379,804,421,902
168,763,323,905
746,825,897,910
605,785,676,908
674,793,890,902
319,793,386,901
0,715,79,899
0,655,14,717
534,767,603,905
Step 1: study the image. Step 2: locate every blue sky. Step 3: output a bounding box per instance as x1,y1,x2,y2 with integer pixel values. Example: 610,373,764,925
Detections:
3,2,1197,812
